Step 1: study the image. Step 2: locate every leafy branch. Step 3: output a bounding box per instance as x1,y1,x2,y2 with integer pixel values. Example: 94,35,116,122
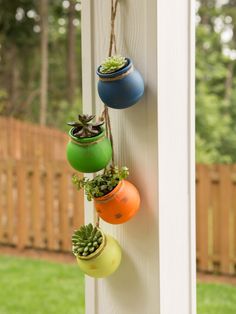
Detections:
72,166,129,201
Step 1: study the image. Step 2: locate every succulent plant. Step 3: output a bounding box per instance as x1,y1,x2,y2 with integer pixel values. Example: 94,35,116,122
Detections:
99,55,127,74
72,166,129,201
72,224,104,257
67,114,104,138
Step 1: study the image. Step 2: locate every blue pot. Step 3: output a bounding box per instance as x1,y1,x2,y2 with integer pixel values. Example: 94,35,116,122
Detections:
96,58,144,109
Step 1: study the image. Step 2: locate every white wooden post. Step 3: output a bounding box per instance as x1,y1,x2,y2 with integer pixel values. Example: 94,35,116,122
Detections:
82,0,196,313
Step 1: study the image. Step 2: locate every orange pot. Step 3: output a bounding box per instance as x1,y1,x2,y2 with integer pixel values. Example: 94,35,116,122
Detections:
94,180,140,224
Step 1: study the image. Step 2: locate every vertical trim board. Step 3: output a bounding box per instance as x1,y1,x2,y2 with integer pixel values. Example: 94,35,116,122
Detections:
81,0,195,313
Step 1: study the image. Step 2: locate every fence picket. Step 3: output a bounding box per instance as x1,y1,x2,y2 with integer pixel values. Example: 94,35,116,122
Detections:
211,165,220,271
45,162,55,250
6,160,14,243
32,160,42,248
197,164,210,272
17,161,27,249
232,165,236,267
58,163,70,251
0,162,3,242
219,164,232,274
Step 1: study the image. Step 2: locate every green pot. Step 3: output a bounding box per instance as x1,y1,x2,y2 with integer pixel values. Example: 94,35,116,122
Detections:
76,231,122,278
66,127,112,173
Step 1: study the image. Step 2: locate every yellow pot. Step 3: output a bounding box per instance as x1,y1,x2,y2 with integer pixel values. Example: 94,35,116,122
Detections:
76,232,122,278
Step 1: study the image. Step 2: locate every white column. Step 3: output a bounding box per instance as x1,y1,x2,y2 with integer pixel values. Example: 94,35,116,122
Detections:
82,0,196,313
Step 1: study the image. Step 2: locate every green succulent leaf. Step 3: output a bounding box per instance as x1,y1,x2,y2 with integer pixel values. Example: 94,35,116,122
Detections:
67,114,104,138
72,224,104,257
100,55,127,74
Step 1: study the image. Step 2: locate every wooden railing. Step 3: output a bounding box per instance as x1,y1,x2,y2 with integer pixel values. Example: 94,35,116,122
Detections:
0,159,84,252
0,117,68,160
196,164,236,275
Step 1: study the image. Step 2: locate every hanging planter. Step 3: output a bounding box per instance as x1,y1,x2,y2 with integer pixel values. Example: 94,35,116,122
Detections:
96,55,144,109
72,224,122,278
68,2,142,280
72,166,140,224
66,114,112,173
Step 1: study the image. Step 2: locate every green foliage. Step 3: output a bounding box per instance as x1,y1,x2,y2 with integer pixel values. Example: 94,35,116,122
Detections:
67,114,104,138
99,55,127,74
196,1,236,163
72,223,103,257
47,98,82,131
0,0,39,47
0,1,82,129
72,166,129,201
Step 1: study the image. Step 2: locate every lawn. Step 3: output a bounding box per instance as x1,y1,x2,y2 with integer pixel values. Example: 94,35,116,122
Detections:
0,255,84,314
1,254,236,314
197,282,236,314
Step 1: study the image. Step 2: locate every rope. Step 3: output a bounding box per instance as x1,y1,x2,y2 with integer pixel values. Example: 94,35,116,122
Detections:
103,0,118,167
70,136,105,146
102,106,114,165
98,65,134,81
97,0,119,228
95,214,100,228
108,0,119,57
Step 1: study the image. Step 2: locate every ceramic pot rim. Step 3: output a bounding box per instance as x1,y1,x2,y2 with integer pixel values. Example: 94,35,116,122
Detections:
97,58,132,78
95,180,124,202
69,127,105,143
77,228,106,261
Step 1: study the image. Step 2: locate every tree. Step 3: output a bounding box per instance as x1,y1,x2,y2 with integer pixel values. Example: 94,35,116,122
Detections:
0,0,82,128
67,0,77,105
196,0,236,163
39,0,48,125
0,0,39,117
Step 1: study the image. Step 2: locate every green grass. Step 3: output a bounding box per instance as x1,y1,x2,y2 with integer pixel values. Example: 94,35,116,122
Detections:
0,255,84,314
197,282,236,314
1,254,236,314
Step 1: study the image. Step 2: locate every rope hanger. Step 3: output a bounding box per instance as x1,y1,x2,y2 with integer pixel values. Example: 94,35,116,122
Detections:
108,0,119,57
102,0,119,166
96,0,119,228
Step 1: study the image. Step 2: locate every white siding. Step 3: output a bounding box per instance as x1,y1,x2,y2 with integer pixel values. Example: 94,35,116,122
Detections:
81,0,195,313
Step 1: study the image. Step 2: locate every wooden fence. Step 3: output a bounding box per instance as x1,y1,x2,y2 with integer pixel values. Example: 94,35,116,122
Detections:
1,116,236,273
0,159,84,252
0,117,68,160
196,164,236,275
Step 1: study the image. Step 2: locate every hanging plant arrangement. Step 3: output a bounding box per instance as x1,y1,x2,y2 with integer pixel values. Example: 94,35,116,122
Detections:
72,224,122,278
72,166,140,224
97,55,144,109
66,114,112,173
66,0,142,278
